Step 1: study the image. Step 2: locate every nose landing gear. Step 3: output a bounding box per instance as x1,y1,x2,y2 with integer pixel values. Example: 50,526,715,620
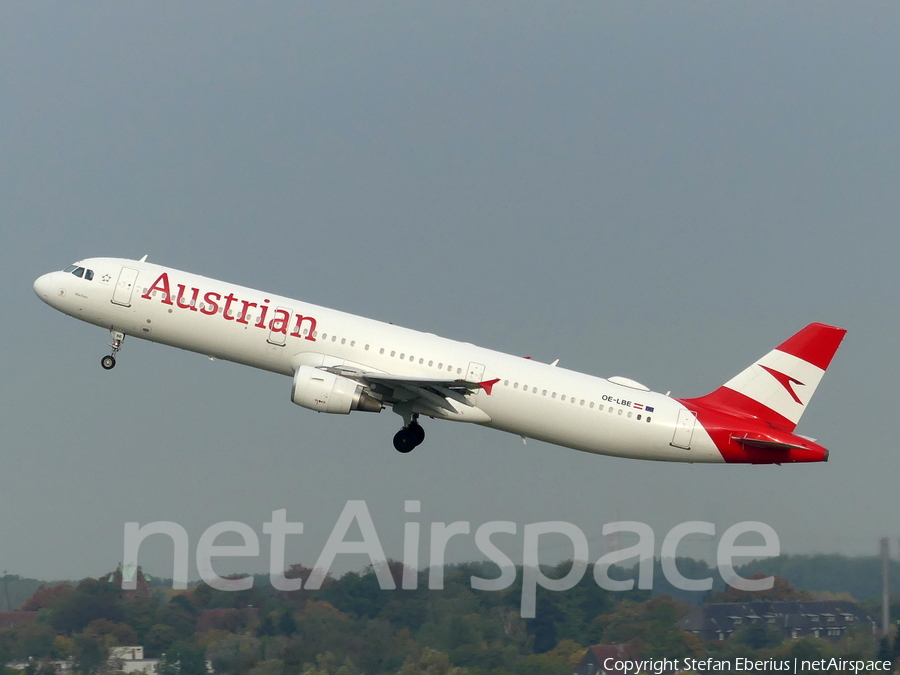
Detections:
102,330,125,370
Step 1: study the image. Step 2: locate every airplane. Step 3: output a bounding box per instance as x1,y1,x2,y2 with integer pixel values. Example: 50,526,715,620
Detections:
34,257,846,464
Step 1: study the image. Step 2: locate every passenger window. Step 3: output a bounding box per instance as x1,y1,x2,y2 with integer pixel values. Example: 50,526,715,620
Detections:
561,395,566,402
391,351,396,357
400,353,405,359
85,270,94,281
533,387,537,393
438,363,443,369
590,402,595,408
514,383,519,389
410,355,414,362
552,393,557,399
542,390,547,396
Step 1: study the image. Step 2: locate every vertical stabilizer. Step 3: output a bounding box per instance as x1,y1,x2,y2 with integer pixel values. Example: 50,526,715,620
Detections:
685,323,847,432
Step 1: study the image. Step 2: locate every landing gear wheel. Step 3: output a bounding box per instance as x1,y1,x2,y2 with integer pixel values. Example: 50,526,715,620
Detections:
101,355,116,370
408,422,425,446
393,428,416,453
393,422,425,453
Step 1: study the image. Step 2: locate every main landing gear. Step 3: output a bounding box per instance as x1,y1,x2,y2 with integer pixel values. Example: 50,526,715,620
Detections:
393,412,426,453
101,330,125,370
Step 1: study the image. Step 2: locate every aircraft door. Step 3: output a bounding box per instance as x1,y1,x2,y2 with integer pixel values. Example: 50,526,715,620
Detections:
466,362,485,383
267,306,292,346
111,267,140,307
670,409,697,449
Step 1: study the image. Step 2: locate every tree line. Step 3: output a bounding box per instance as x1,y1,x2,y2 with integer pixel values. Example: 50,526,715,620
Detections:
1,556,898,674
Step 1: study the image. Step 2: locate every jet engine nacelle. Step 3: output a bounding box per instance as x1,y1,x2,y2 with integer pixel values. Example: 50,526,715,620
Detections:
291,365,382,414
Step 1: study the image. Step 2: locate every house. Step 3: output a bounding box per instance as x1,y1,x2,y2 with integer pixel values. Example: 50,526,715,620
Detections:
679,601,876,642
100,565,152,598
7,648,160,675
109,646,160,674
573,645,639,675
0,611,39,629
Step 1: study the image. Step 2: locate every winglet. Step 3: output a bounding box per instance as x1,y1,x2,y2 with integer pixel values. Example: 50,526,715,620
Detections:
479,378,501,395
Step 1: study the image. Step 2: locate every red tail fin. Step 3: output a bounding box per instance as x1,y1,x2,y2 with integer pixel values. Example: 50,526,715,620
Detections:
685,323,846,432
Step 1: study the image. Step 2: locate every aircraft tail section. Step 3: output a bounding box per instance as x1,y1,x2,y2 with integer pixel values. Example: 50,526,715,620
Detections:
685,323,847,432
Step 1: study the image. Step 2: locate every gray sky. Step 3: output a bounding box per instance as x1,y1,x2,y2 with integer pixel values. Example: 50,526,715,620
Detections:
2,2,899,583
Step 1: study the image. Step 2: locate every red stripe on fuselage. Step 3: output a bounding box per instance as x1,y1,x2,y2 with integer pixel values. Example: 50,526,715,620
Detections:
683,387,797,432
677,398,828,464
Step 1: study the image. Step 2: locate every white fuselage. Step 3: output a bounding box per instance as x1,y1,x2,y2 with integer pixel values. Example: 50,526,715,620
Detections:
34,258,724,463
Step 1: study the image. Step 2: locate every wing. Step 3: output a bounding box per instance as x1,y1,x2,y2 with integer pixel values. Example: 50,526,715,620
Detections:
323,365,500,418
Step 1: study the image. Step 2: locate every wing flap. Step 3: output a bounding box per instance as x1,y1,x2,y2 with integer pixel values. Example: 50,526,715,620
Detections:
319,367,497,417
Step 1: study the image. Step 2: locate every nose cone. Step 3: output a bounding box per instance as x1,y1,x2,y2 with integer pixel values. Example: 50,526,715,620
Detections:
34,272,60,306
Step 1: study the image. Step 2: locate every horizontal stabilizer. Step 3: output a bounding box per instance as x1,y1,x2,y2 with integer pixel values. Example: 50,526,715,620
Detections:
730,435,810,451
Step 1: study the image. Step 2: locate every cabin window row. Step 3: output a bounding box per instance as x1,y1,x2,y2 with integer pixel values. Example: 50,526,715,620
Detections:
499,379,652,422
141,295,469,376
374,347,463,374
286,328,467,376
287,328,466,376
142,295,636,406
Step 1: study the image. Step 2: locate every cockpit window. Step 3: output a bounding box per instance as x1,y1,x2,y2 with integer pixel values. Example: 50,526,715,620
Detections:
63,264,93,280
